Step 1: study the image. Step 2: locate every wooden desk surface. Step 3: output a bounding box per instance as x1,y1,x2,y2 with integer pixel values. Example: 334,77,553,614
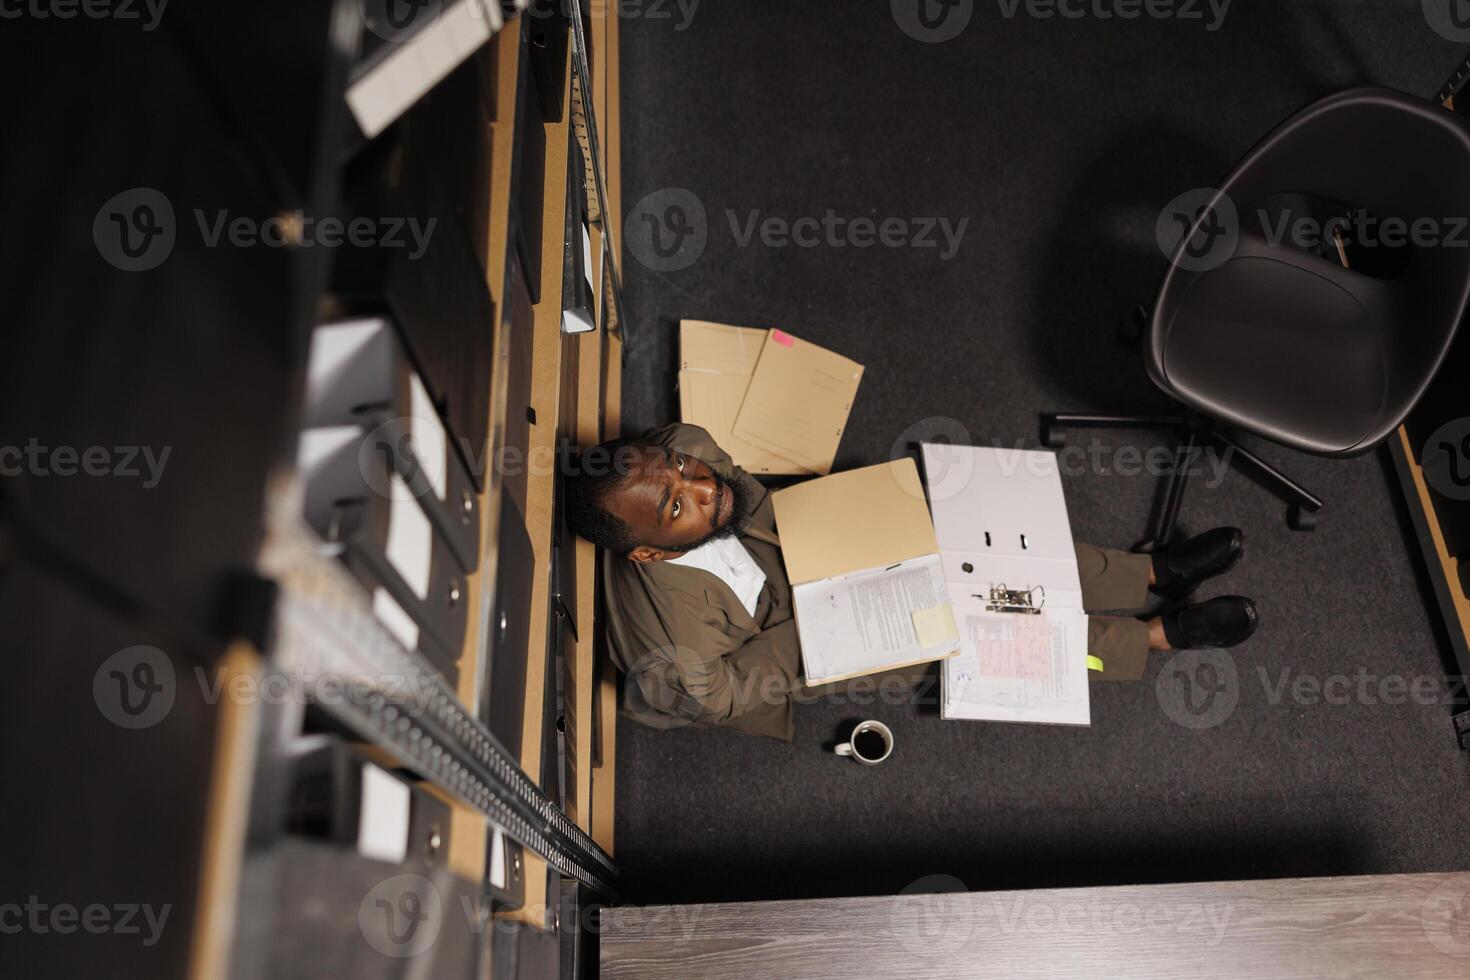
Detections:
601,872,1470,979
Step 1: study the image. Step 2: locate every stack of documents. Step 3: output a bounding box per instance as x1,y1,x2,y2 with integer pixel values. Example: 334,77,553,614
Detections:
678,320,863,475
921,443,1092,726
772,460,960,684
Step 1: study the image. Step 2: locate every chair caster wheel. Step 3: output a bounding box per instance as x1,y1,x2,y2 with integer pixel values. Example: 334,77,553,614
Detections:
1041,419,1065,449
1288,505,1319,531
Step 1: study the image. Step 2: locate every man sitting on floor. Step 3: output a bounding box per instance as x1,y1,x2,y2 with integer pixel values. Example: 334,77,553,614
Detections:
565,423,1258,740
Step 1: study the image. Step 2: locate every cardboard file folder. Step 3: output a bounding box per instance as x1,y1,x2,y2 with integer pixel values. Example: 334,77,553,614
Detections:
677,320,813,475
732,329,864,476
771,459,960,684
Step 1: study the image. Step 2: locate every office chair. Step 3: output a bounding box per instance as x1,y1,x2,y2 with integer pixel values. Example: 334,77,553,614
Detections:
1042,87,1470,545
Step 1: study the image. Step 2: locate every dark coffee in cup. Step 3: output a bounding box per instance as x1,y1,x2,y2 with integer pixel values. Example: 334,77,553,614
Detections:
854,729,887,761
835,719,893,765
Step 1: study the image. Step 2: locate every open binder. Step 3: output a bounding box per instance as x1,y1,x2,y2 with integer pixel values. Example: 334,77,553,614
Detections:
921,443,1092,726
772,459,960,685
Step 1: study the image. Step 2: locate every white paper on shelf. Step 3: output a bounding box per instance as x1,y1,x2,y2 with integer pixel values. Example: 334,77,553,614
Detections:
387,474,433,599
408,372,448,501
357,763,412,864
489,825,508,889
373,587,420,653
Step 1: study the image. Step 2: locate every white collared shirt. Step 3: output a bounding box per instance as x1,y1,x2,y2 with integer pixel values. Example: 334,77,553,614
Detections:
667,535,768,618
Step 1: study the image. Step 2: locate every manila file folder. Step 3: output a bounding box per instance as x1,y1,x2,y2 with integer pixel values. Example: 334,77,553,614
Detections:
731,329,863,476
771,459,960,684
677,320,812,475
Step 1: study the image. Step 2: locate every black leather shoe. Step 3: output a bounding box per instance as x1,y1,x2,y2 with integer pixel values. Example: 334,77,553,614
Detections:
1150,526,1244,600
1161,596,1259,650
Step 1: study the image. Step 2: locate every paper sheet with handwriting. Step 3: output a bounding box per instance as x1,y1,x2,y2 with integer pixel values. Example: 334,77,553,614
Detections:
793,553,959,684
942,607,1090,726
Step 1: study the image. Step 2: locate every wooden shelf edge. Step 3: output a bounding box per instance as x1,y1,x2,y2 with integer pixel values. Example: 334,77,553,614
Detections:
583,0,623,863
497,43,575,933
187,644,263,980
588,325,624,859
446,23,524,898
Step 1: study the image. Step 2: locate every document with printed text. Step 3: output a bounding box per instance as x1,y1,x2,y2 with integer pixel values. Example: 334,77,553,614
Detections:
794,554,960,685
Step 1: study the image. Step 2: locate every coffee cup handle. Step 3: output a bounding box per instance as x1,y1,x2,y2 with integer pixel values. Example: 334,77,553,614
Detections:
834,743,854,757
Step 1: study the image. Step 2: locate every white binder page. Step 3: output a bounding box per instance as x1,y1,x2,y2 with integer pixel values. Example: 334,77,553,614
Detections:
942,604,1091,726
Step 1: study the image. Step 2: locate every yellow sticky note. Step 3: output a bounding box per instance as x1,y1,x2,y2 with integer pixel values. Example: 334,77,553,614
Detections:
1086,655,1105,672
912,603,959,649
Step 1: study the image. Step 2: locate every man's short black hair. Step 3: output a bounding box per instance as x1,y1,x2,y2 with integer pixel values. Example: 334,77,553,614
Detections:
563,438,642,553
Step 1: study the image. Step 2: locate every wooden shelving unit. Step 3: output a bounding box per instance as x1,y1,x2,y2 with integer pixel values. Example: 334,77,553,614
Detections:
11,4,625,977
445,2,626,940
445,20,522,895
588,3,625,859
195,4,627,973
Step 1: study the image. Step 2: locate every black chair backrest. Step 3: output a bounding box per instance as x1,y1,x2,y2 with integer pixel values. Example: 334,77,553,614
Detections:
1149,88,1470,456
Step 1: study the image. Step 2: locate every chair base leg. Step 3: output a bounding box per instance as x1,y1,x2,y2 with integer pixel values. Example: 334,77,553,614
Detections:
1137,431,1199,551
1039,412,1324,539
1040,413,1186,450
1288,504,1320,531
1205,430,1324,516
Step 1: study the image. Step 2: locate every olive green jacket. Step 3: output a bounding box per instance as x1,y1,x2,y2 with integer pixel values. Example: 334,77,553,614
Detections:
601,423,803,741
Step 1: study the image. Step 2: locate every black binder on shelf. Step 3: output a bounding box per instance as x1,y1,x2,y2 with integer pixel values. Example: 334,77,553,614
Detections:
549,440,579,808
546,618,567,809
285,735,452,865
485,824,527,912
335,60,495,487
508,29,547,301
560,881,593,980
332,216,495,491
268,839,481,979
303,317,482,573
526,0,569,122
298,426,471,666
501,254,537,513
484,495,535,758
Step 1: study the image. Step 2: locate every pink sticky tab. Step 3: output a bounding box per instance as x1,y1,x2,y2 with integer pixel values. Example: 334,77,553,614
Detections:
771,329,795,347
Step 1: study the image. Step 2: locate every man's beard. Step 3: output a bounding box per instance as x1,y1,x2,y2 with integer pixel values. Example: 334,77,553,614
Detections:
681,471,755,551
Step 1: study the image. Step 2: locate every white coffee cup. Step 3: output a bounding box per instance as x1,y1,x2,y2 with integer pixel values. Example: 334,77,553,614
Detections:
834,720,894,765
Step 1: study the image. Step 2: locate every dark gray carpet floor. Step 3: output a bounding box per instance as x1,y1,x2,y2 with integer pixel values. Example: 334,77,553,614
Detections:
611,0,1470,906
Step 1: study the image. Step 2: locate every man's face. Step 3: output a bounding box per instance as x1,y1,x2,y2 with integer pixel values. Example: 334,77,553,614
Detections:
604,446,741,561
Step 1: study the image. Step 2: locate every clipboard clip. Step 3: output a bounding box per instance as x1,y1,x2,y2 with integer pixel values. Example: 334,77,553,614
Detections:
977,584,1045,615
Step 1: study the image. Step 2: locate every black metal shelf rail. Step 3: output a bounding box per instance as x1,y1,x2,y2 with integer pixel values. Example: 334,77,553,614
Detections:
567,0,631,345
258,496,618,897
